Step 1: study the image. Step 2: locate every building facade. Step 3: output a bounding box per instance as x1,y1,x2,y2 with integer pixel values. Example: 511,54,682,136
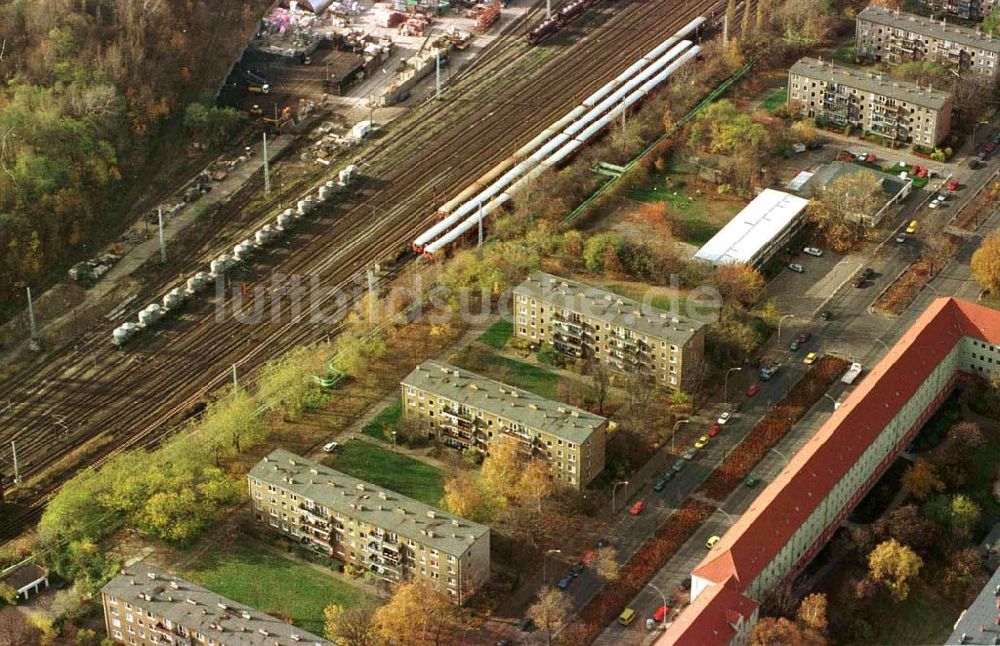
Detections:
912,0,998,22
661,298,1000,645
788,57,954,146
249,449,490,604
694,189,809,268
400,360,607,489
512,272,706,392
102,562,331,646
857,6,1000,85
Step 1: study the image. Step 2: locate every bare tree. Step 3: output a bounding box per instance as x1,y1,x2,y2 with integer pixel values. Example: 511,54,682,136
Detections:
527,588,572,646
0,608,41,646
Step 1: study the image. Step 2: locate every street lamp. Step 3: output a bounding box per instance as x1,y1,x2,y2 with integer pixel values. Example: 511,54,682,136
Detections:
391,431,397,449
777,314,796,342
822,393,840,410
872,337,890,352
670,419,690,452
542,548,562,586
647,582,670,631
612,480,630,515
724,367,742,404
770,447,789,464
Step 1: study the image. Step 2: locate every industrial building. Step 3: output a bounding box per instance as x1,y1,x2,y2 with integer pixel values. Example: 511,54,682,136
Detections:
856,6,1000,85
248,449,490,604
910,0,998,22
693,189,809,269
788,57,954,146
401,360,608,489
101,562,331,646
661,298,1000,645
797,161,912,226
512,272,707,392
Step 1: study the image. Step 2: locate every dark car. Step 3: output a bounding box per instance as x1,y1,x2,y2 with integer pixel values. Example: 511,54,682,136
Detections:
818,310,833,321
852,277,866,288
557,574,574,590
862,267,874,279
594,538,610,549
797,331,812,344
681,577,692,591
569,562,585,577
654,477,669,492
663,470,676,482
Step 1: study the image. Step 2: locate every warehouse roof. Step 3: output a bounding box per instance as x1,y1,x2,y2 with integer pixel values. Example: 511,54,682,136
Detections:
690,297,1000,594
102,562,330,646
858,5,1000,54
402,360,607,444
250,449,489,557
514,271,705,344
693,189,808,266
790,57,952,110
947,567,1000,645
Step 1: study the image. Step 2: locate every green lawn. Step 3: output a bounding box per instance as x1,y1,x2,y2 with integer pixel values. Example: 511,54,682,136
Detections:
833,42,859,65
323,440,445,507
452,346,560,399
361,399,403,442
759,88,787,114
868,584,958,645
183,543,368,636
628,176,739,245
479,317,514,349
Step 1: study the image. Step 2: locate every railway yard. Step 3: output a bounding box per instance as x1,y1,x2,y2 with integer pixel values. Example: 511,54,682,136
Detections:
0,0,722,538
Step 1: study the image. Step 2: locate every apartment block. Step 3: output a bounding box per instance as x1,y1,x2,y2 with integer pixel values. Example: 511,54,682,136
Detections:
400,360,607,489
248,449,490,605
912,0,998,21
101,562,331,646
857,6,1000,85
788,57,953,146
512,272,706,392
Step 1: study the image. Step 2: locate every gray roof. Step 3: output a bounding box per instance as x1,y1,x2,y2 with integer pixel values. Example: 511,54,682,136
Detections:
101,562,330,646
513,271,705,345
946,566,1000,645
250,449,489,557
858,5,1000,54
401,359,607,444
801,161,909,198
789,57,952,110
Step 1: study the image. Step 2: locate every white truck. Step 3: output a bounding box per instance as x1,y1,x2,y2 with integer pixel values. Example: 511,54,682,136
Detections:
841,362,863,385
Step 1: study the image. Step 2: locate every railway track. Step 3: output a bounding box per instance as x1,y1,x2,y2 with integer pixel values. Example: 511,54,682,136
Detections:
0,0,721,539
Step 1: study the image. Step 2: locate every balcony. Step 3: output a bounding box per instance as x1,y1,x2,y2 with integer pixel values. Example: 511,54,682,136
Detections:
298,504,330,522
152,623,191,646
440,408,476,428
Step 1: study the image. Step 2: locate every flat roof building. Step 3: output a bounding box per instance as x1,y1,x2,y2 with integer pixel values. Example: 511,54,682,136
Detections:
661,298,1000,645
857,5,1000,85
693,189,809,268
788,57,953,147
249,449,490,604
401,360,608,488
101,562,331,646
947,567,1000,645
800,161,913,226
513,272,707,391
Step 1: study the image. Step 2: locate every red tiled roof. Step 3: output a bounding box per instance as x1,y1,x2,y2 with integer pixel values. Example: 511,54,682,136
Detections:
691,298,1000,590
657,576,757,646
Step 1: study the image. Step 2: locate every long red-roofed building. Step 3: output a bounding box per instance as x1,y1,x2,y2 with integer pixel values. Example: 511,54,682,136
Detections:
659,298,1000,645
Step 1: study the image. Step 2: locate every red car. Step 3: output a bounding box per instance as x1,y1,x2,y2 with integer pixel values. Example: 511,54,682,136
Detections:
985,142,997,154
652,605,672,623
707,423,722,437
629,501,646,515
582,550,597,566
947,178,960,191
746,383,761,397
797,331,812,344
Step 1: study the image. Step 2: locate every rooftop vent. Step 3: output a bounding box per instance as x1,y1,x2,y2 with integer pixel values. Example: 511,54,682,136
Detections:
452,518,460,527
146,572,157,581
185,598,198,606
427,510,437,519
356,483,366,491
241,610,252,620
169,581,180,590
378,491,387,500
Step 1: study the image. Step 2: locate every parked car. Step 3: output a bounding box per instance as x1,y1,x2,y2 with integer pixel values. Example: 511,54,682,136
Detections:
670,460,686,474
557,574,574,590
707,423,722,437
653,477,669,492
652,605,672,623
928,197,941,209
818,310,833,321
947,178,960,191
790,339,801,351
969,158,980,170
323,441,340,453
569,562,585,577
788,263,805,273
619,608,638,626
985,142,996,155
694,435,710,449
663,470,676,482
852,276,866,289
629,501,646,515
594,538,610,549
706,535,721,549
803,246,823,257
681,447,697,460
895,232,907,243
717,411,732,425
803,352,818,365
582,550,598,565
746,383,761,397
745,475,762,487
798,331,812,344
862,267,874,279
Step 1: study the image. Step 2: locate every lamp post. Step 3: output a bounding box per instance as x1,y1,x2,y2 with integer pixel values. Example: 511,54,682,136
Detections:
611,480,629,516
770,447,789,464
542,548,562,586
777,314,796,342
671,419,690,452
822,393,840,409
724,367,742,404
647,582,670,631
391,431,397,450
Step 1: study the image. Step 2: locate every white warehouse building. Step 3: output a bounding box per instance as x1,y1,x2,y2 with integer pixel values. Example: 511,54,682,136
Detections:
693,189,809,269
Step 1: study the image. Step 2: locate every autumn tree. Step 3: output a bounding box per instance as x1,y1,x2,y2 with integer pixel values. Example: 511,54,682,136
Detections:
873,504,939,553
750,617,824,645
715,263,765,309
942,546,989,604
949,495,982,539
688,100,769,156
867,539,923,600
796,593,828,634
562,230,584,265
971,230,1000,296
900,459,945,501
0,608,41,646
809,170,884,252
480,438,524,504
324,602,378,646
442,470,496,523
372,581,456,646
527,588,572,646
923,234,955,276
590,546,620,582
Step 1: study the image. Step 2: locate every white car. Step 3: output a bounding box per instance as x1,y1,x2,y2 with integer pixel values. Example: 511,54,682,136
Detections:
803,247,823,257
788,263,805,273
928,198,940,209
717,411,732,425
895,233,907,243
323,441,340,453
